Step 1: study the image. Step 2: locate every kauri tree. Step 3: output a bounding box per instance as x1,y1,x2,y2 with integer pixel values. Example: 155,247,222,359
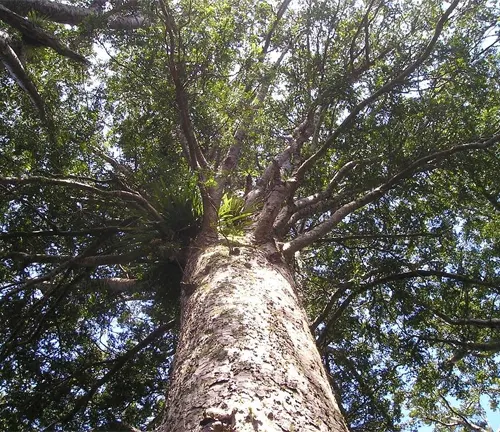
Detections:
0,0,499,431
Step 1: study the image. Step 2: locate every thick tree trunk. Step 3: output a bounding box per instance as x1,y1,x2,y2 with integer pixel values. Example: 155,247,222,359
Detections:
162,241,348,432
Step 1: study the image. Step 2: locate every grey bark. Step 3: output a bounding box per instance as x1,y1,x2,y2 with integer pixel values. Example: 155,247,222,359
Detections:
162,241,348,432
0,30,46,119
0,4,89,64
0,0,149,30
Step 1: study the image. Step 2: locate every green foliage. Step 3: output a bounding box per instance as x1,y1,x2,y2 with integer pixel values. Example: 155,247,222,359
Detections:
218,193,252,236
0,0,499,431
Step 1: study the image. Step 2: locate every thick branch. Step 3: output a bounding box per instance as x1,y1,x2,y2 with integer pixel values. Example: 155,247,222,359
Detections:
283,132,500,256
0,30,46,119
0,0,149,30
0,4,89,64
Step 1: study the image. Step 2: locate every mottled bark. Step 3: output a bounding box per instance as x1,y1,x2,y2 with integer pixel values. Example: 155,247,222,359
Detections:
0,0,148,30
0,4,89,64
162,241,348,432
0,30,46,119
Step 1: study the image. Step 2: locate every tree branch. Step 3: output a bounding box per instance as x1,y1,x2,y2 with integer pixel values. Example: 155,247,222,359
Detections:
310,282,350,332
314,268,499,347
98,277,144,294
283,132,500,256
158,0,207,172
213,8,293,228
432,309,500,329
314,232,441,243
436,396,490,432
0,4,89,64
0,175,165,224
422,337,500,353
262,0,292,56
0,30,46,119
44,319,176,430
366,269,499,290
292,0,461,182
274,157,377,235
424,417,460,428
0,226,144,241
1,250,147,267
0,0,149,30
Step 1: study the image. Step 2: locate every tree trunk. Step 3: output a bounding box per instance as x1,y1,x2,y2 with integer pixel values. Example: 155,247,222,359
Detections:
162,240,348,432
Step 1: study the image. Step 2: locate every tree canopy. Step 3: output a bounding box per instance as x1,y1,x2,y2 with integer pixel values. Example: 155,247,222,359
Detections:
0,0,499,431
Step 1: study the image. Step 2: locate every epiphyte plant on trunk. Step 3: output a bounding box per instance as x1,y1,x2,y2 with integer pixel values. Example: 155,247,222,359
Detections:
0,0,499,431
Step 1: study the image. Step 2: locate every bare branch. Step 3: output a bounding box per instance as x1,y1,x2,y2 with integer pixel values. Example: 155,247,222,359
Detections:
0,0,150,30
0,4,89,64
0,30,46,119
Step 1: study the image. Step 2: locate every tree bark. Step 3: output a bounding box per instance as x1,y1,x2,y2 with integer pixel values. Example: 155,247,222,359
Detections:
0,0,149,30
162,241,348,432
